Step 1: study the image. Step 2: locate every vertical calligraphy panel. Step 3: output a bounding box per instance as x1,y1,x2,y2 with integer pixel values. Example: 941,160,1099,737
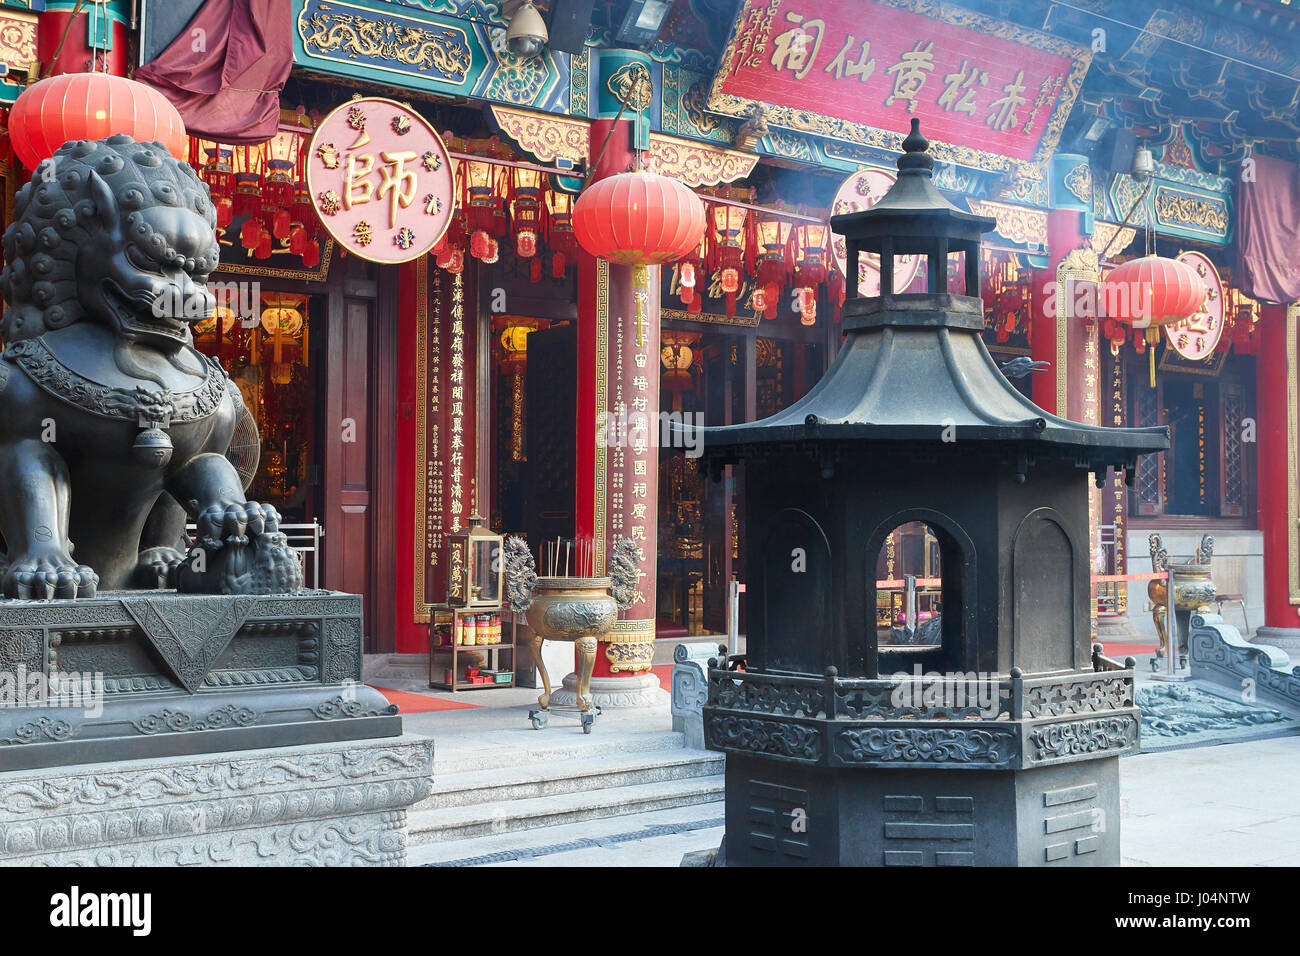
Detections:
418,264,479,610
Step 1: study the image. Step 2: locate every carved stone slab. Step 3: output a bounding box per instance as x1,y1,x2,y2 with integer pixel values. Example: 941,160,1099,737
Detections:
123,594,256,692
1191,612,1300,711
0,734,434,866
0,589,395,771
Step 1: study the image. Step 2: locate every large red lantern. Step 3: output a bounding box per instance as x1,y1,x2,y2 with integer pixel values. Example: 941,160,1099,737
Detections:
1101,255,1204,330
1101,255,1205,386
8,73,186,171
573,170,706,266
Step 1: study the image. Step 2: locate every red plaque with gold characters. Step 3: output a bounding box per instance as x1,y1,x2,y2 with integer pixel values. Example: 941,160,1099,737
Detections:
709,0,1090,178
307,97,455,263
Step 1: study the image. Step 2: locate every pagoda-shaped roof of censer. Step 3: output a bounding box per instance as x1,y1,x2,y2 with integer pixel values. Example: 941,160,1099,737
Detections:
699,120,1168,475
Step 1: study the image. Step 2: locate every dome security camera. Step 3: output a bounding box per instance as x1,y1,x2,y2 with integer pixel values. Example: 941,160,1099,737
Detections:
506,0,548,58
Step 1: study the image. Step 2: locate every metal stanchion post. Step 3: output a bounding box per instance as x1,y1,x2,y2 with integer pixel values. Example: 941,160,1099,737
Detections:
1151,567,1189,682
905,574,917,636
728,580,740,657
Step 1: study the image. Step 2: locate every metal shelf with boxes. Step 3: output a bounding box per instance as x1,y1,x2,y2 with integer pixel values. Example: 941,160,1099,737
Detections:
428,607,517,692
428,515,515,692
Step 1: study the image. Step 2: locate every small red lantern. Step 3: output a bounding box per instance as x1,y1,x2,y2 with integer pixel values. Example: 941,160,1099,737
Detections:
8,72,186,171
573,170,706,266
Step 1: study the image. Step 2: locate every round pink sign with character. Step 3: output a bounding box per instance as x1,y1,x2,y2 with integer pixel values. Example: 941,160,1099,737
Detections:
1167,250,1223,361
830,168,922,296
307,97,455,263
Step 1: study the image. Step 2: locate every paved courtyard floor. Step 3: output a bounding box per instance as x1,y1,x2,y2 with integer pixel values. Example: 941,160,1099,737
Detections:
437,735,1300,867
373,641,1300,867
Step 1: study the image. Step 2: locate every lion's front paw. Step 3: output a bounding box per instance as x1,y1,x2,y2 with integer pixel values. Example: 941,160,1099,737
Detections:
193,500,281,550
131,546,187,590
2,549,98,599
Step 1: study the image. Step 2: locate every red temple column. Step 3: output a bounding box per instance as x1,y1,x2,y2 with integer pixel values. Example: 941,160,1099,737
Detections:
1254,303,1300,649
39,0,129,77
566,49,663,709
1045,154,1139,640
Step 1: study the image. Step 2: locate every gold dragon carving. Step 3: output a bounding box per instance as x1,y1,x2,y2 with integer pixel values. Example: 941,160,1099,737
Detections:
300,11,474,81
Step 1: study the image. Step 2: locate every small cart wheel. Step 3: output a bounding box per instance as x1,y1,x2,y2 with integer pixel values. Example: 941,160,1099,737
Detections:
581,713,594,734
529,711,548,730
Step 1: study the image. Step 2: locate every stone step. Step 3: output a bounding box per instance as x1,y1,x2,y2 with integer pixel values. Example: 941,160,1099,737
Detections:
408,800,725,866
416,748,724,811
433,730,689,776
408,774,726,845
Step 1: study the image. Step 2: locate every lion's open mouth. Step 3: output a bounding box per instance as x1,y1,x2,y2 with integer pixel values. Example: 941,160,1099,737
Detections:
102,278,188,343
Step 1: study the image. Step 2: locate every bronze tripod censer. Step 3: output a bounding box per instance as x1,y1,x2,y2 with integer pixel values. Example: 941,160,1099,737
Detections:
503,537,638,732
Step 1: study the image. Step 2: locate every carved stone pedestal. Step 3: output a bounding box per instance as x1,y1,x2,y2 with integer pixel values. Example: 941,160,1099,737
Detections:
706,662,1139,866
0,734,434,866
0,590,399,771
1095,614,1146,643
550,672,667,710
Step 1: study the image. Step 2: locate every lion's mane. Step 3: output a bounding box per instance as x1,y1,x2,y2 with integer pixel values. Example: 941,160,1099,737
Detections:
0,135,218,342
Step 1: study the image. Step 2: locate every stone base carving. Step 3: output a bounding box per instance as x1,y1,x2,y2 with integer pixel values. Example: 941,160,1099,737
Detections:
0,590,399,771
550,672,667,710
1252,626,1300,655
1191,613,1300,711
671,642,725,748
0,734,434,866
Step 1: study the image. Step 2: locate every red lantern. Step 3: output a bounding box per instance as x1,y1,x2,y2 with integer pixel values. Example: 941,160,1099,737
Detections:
271,207,292,241
240,216,262,252
8,73,186,171
546,191,578,276
1101,255,1203,386
755,214,793,320
214,197,234,230
1100,256,1203,330
675,235,706,308
572,170,706,266
200,144,235,200
511,167,544,260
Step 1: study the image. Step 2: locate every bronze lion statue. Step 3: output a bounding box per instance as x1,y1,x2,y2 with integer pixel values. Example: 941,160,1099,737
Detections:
0,135,302,599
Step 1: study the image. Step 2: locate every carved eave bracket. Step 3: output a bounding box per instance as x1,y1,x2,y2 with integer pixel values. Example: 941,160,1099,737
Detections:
490,106,759,188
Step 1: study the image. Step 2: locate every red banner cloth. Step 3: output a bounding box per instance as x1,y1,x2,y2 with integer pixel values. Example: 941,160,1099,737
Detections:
1237,155,1300,304
134,0,292,145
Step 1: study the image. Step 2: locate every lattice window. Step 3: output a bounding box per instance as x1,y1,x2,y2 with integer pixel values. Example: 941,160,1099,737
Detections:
1221,384,1244,516
1133,382,1163,513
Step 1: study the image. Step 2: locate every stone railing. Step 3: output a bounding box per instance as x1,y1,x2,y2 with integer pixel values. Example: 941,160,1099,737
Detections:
703,658,1139,770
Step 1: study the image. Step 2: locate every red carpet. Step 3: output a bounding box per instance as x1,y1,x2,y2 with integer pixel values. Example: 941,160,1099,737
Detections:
371,686,481,713
1097,641,1158,658
652,664,673,687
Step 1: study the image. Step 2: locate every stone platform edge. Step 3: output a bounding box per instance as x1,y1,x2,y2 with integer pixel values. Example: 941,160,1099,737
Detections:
0,733,434,866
